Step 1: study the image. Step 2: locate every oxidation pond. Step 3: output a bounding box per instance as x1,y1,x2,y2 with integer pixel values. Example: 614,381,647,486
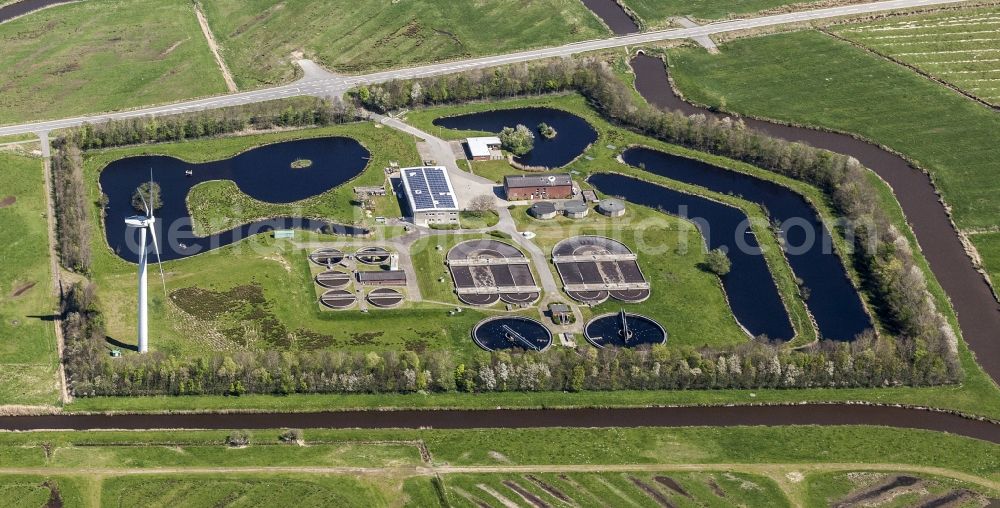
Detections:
100,137,370,263
589,173,794,341
622,147,872,341
433,107,597,169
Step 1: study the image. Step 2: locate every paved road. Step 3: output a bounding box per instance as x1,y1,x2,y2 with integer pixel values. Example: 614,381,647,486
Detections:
0,0,968,137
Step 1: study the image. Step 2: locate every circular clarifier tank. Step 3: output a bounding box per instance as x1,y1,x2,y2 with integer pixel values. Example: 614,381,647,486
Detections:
472,316,552,352
584,311,666,348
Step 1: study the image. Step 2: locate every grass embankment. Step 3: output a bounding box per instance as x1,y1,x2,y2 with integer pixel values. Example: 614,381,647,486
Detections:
0,0,227,125
0,426,995,507
668,29,1000,232
82,124,488,358
199,0,609,88
622,0,844,27
971,232,1000,291
0,153,58,405
834,7,1000,107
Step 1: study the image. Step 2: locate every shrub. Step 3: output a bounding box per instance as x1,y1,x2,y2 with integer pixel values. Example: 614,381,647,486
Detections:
226,431,250,447
499,124,535,155
704,248,732,276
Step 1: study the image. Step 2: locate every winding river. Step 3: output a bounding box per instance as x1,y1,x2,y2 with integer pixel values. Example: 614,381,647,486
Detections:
433,107,598,168
621,147,872,341
590,173,795,340
100,137,369,263
631,54,1000,381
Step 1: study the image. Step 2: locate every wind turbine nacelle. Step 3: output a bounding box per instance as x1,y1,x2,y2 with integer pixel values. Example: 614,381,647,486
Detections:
125,215,154,228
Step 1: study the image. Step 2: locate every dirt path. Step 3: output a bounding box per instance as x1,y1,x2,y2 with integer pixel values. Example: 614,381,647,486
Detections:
194,2,237,93
38,131,71,406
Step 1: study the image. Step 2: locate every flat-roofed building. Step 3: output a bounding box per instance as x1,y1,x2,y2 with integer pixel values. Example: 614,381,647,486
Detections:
400,166,460,226
504,173,573,200
357,270,407,286
466,136,502,161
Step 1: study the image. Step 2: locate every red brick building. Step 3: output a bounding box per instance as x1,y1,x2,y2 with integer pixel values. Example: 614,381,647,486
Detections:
504,174,573,200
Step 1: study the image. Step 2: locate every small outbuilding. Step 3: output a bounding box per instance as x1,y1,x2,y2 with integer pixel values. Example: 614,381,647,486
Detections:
529,201,558,220
466,137,503,161
549,303,573,325
598,198,626,217
561,200,589,219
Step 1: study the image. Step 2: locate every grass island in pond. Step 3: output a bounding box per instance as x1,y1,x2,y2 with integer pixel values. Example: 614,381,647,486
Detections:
99,137,370,263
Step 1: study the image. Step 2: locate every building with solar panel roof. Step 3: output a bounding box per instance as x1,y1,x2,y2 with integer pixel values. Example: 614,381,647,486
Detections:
400,166,460,226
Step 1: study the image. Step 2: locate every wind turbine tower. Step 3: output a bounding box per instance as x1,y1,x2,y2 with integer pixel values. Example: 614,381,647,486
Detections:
124,173,166,354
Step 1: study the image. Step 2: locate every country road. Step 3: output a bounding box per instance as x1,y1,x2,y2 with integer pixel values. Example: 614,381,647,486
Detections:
0,0,969,137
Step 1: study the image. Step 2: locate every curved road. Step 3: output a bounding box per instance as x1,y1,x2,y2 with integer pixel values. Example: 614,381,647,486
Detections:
0,0,969,137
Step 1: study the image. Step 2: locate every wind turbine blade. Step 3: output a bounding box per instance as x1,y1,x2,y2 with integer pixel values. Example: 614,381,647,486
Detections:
138,189,150,217
149,221,167,296
148,168,155,217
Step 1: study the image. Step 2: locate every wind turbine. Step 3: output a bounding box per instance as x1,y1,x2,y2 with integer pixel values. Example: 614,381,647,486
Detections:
124,171,166,354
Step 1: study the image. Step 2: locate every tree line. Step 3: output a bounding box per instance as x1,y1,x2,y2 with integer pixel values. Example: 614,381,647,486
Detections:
68,97,357,150
351,57,960,384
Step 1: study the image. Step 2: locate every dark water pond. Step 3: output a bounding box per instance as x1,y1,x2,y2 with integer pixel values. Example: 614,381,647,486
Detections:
581,0,639,35
589,173,794,340
433,107,598,169
100,137,370,263
623,147,872,341
0,0,72,23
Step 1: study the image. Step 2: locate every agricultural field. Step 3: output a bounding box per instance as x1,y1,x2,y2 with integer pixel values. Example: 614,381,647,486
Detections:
0,152,59,405
971,232,1000,292
668,29,1000,232
0,0,227,125
804,470,997,507
622,0,844,27
834,7,1000,106
199,0,610,88
441,471,789,507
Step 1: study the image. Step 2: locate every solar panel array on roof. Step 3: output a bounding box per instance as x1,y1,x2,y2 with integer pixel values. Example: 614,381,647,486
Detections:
402,167,458,212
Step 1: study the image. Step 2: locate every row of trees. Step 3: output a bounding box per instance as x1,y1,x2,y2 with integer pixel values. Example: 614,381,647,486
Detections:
66,329,951,398
50,140,91,272
351,57,960,384
68,97,358,150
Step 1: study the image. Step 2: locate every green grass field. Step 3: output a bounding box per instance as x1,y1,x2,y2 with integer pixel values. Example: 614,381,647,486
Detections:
0,153,59,405
668,30,1000,232
971,232,1000,292
0,426,994,507
834,7,1000,106
0,0,227,125
199,0,609,88
100,474,388,508
622,0,841,27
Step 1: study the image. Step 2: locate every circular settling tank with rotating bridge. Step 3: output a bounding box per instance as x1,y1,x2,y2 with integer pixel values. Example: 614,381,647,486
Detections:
355,246,391,265
472,316,552,352
584,310,666,348
309,248,345,266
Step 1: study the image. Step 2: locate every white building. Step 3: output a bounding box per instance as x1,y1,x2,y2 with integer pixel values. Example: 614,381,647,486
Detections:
400,166,460,226
465,136,502,160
